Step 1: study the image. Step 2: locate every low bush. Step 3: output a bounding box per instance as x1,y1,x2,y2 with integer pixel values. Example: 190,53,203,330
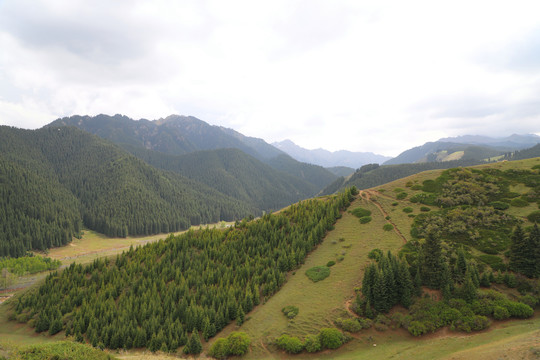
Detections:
359,216,372,224
335,318,363,333
490,201,510,210
420,206,431,212
527,210,540,223
397,192,408,200
318,328,345,350
402,207,414,213
326,260,336,267
351,207,372,218
408,321,427,336
368,248,383,261
303,335,321,353
282,305,299,319
383,224,394,231
492,306,510,320
510,198,529,207
305,266,330,282
276,335,304,354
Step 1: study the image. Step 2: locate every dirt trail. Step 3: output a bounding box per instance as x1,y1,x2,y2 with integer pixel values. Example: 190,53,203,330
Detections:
361,190,407,244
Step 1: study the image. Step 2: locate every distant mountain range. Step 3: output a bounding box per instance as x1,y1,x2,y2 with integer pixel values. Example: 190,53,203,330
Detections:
384,134,540,165
273,139,391,169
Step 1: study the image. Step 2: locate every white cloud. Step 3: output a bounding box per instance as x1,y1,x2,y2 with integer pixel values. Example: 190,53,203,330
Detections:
1,0,540,156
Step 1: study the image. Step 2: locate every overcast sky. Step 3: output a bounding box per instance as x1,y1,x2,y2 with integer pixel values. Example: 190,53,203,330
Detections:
1,0,539,156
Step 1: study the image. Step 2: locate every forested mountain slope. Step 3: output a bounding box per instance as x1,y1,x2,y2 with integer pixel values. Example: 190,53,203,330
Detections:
122,145,319,211
0,126,255,256
320,160,480,195
11,189,355,353
47,114,337,190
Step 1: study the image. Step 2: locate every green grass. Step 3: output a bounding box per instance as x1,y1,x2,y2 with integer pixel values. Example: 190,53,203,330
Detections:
220,195,404,358
9,341,116,360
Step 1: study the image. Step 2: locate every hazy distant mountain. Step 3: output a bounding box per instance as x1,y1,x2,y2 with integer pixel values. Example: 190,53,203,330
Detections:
272,139,391,168
383,134,540,165
48,114,337,190
438,134,540,150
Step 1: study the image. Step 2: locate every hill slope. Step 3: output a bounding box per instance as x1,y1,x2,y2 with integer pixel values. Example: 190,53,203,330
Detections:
0,126,255,256
123,145,319,211
48,114,337,190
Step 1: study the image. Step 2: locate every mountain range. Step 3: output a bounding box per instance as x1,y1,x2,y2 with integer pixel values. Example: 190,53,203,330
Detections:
273,139,391,168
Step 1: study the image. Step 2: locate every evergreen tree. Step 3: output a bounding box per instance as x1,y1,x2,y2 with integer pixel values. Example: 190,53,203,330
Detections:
509,224,536,277
422,232,444,289
184,329,202,355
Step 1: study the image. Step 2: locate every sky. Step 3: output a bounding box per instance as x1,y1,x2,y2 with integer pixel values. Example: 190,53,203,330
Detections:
0,0,539,157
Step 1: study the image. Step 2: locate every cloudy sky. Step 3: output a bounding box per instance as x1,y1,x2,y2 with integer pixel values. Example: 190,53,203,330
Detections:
0,0,539,156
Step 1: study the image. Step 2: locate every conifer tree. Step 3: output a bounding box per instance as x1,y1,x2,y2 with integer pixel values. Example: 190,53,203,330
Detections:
184,329,202,355
422,232,444,289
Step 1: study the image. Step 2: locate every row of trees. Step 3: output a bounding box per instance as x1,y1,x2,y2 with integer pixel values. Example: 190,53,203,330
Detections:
13,188,356,352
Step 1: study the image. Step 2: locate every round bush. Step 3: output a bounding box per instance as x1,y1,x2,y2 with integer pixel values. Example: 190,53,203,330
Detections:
383,224,394,231
527,210,540,223
396,192,408,200
490,201,510,210
359,216,372,224
282,305,299,319
368,248,383,261
305,266,330,282
402,207,413,213
226,332,251,356
351,207,372,218
420,206,431,212
318,328,344,350
510,198,529,207
326,260,336,267
208,338,228,359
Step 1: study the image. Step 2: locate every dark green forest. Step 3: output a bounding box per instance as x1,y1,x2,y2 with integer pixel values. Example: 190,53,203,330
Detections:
0,126,257,256
11,189,355,353
121,145,319,211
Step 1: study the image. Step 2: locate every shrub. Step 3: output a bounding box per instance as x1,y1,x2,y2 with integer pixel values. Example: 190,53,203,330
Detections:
374,323,388,331
326,260,336,267
392,202,399,206
408,321,427,336
383,224,394,231
303,335,321,353
397,192,408,200
493,306,510,320
510,198,528,207
375,314,391,325
282,305,299,319
359,216,372,224
490,201,510,210
335,318,363,333
505,302,534,318
318,328,345,350
402,207,414,213
527,210,540,223
276,335,304,354
226,332,251,356
411,184,423,190
368,248,383,261
208,339,228,359
305,266,330,282
394,188,405,193
420,206,431,212
519,294,538,308
357,317,373,329
337,255,345,262
352,207,372,218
